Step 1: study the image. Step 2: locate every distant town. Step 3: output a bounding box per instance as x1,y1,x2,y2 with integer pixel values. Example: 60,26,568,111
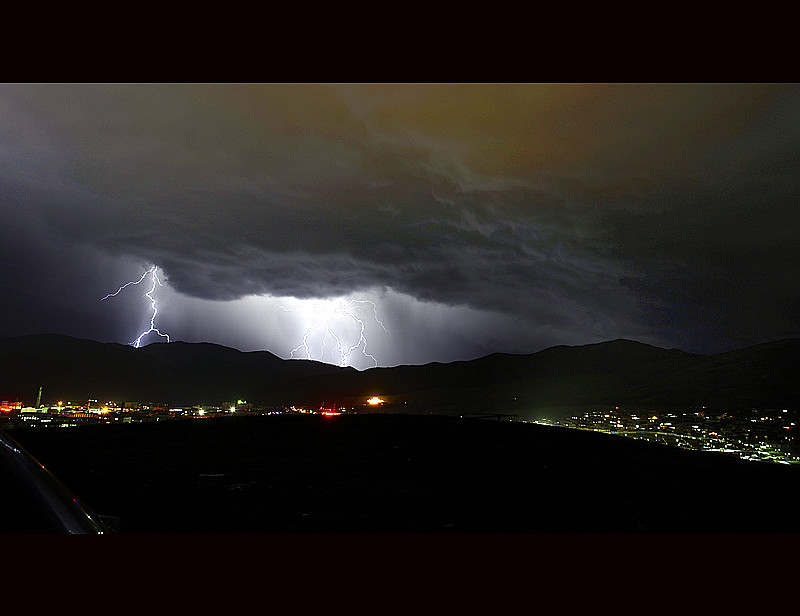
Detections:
0,395,389,429
535,407,800,465
3,393,799,466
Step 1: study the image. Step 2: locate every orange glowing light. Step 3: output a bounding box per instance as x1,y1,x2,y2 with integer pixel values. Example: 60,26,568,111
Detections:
367,397,384,405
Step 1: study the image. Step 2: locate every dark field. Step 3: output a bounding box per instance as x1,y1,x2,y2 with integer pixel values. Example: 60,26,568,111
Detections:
6,413,800,533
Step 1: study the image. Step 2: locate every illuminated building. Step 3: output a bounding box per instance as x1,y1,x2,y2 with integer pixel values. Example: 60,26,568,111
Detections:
1,401,22,418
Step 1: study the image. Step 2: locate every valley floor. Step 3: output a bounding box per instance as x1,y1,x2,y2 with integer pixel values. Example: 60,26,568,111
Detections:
6,413,800,533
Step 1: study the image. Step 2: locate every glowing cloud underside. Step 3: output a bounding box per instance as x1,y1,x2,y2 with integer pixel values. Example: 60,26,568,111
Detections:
99,264,388,368
277,298,388,368
101,265,171,348
99,265,511,369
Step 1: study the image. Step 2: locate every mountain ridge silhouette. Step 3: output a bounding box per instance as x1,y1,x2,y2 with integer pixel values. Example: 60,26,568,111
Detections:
1,333,798,412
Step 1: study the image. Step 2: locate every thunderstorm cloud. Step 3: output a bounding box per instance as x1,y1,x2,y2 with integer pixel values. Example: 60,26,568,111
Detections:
1,83,799,365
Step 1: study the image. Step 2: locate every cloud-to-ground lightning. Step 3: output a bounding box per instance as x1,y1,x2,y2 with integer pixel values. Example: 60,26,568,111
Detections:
277,298,388,368
102,265,171,348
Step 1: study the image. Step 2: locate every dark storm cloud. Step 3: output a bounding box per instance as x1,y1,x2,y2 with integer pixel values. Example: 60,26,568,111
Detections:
1,83,799,356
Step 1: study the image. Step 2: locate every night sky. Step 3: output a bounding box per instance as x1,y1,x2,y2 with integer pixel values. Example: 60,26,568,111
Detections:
1,83,798,369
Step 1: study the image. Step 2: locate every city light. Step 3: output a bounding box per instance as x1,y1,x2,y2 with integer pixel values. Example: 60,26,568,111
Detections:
538,407,800,465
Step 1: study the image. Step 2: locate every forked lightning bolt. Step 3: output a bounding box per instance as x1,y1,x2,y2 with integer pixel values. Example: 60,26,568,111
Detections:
102,265,170,348
278,299,387,368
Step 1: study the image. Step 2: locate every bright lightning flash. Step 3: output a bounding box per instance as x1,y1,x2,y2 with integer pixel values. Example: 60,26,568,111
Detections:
102,265,171,348
277,298,388,368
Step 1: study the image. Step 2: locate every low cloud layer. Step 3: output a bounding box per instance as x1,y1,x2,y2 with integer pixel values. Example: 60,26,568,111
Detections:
1,83,799,363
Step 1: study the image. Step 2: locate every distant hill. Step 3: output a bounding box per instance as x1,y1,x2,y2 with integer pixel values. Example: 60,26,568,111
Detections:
0,334,353,406
1,334,799,412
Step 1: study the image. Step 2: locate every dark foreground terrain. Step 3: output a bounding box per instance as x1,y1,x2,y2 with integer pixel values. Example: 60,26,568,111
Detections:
6,413,800,533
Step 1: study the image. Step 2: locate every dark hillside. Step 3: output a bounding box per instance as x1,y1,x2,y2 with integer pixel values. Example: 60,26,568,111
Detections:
0,335,354,406
0,334,174,402
136,341,354,404
2,335,799,411
625,338,800,410
281,339,707,412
